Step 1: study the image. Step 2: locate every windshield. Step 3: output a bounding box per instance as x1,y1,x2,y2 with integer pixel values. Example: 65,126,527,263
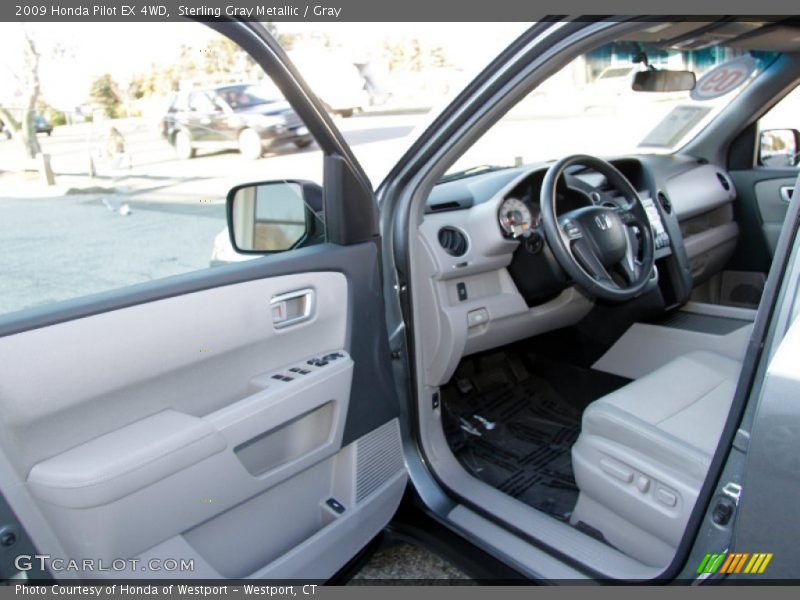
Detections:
598,67,635,79
445,42,778,177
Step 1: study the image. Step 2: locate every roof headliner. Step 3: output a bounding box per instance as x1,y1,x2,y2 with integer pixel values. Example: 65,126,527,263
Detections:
618,19,800,53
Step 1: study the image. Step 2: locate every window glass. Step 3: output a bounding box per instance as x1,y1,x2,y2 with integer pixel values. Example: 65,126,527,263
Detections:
0,21,321,316
757,84,800,166
760,85,800,132
0,20,536,317
444,41,778,176
269,22,530,185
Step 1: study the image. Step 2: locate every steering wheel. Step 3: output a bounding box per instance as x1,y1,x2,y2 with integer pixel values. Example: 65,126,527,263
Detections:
540,155,655,302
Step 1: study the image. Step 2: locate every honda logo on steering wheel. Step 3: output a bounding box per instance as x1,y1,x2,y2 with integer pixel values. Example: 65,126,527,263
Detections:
594,214,612,230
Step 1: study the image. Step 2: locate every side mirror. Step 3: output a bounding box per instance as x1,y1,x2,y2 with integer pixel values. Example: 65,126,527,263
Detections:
632,70,696,93
759,129,800,167
227,180,323,253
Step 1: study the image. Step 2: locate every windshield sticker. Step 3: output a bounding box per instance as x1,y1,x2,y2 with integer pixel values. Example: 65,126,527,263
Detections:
690,55,757,101
638,105,713,148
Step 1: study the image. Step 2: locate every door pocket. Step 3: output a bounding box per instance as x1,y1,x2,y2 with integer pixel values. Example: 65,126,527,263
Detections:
234,402,334,476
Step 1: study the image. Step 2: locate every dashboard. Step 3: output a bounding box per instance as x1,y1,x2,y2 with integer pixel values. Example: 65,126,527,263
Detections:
497,177,594,237
496,163,672,252
415,154,740,387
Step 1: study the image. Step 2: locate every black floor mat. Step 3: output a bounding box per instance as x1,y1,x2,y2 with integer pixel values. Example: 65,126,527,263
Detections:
442,350,630,522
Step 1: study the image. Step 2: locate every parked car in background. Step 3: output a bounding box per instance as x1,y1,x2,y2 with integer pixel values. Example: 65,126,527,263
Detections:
583,64,641,109
161,82,314,160
34,115,53,136
0,115,52,138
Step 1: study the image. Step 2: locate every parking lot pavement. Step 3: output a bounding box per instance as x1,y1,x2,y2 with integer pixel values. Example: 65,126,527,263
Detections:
350,543,470,583
0,192,227,315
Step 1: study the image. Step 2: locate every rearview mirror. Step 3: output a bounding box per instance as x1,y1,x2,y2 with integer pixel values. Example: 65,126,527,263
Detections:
227,180,322,253
632,70,696,93
759,129,799,167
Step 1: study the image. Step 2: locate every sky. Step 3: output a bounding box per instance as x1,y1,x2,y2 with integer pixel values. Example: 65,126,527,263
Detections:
0,21,529,109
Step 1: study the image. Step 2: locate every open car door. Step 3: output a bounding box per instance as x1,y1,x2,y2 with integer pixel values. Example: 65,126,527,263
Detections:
0,20,405,582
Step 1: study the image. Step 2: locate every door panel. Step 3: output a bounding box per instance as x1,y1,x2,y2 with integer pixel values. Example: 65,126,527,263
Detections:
1,272,348,473
728,168,798,272
1,16,405,581
754,175,796,254
0,242,405,580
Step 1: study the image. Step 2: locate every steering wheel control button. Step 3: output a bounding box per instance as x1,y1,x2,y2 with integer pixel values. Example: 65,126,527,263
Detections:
562,220,582,239
467,308,489,328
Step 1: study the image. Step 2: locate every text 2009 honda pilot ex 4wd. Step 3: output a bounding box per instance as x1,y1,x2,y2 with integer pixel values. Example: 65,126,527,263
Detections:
2,17,800,584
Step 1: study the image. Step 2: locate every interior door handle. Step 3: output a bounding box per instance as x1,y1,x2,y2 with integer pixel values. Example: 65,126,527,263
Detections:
780,186,794,203
271,288,315,329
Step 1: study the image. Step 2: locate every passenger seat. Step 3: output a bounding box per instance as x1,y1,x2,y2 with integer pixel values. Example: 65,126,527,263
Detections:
570,350,741,567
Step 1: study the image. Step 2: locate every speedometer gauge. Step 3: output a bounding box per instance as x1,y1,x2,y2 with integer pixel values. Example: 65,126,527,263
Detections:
498,197,533,238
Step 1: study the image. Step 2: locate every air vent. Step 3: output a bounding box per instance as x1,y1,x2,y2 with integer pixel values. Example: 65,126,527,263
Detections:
429,201,462,212
716,172,731,191
438,227,468,257
657,192,672,214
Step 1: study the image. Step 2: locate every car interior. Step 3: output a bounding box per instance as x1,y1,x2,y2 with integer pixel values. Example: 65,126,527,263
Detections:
1,18,798,584
407,20,800,578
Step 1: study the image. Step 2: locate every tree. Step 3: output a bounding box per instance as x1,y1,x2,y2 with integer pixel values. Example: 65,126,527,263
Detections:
89,73,122,118
201,38,256,77
127,34,269,99
263,22,297,51
0,30,43,160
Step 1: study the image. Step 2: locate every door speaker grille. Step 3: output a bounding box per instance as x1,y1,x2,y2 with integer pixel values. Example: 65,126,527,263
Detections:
355,419,403,503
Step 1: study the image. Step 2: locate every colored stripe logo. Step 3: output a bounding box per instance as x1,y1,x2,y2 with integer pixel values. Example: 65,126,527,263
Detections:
697,552,773,575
